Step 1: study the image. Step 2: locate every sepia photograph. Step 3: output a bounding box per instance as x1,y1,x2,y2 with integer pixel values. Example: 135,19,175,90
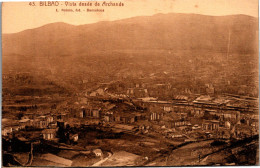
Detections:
1,0,259,166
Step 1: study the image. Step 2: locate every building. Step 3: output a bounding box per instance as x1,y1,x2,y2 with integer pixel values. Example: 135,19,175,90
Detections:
79,109,84,118
92,108,101,118
32,119,48,129
57,113,69,121
19,119,31,128
150,112,160,121
23,112,35,119
2,119,20,136
104,115,114,122
206,84,215,95
93,149,103,157
2,127,13,136
163,106,172,112
12,126,21,132
115,116,121,122
70,134,79,142
224,121,231,129
217,110,240,122
193,107,205,117
113,113,137,124
104,115,110,122
42,129,57,140
170,131,183,138
46,116,54,124
202,120,220,131
172,119,189,127
49,122,58,129
126,88,149,98
121,115,136,124
83,107,102,118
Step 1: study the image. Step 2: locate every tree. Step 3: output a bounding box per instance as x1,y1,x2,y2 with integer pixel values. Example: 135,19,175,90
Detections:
57,126,66,143
240,119,246,124
17,112,24,120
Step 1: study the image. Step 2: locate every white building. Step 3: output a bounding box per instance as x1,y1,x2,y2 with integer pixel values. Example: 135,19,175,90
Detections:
93,149,103,157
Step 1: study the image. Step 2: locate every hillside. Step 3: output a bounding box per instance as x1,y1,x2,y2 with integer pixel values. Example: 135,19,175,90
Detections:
2,13,259,96
3,13,258,56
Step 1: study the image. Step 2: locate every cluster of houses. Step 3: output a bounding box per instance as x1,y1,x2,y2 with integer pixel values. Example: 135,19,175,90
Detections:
2,111,80,142
2,119,21,137
128,95,258,140
77,90,259,140
96,80,218,100
75,100,146,125
3,88,258,144
68,91,258,141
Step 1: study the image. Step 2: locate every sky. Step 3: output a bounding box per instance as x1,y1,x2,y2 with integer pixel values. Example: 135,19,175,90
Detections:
2,0,259,34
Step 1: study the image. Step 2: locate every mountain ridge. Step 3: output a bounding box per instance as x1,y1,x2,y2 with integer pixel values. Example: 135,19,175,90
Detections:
3,13,258,58
3,13,257,35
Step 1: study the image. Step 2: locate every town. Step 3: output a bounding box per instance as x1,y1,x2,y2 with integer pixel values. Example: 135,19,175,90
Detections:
2,78,259,166
2,8,259,166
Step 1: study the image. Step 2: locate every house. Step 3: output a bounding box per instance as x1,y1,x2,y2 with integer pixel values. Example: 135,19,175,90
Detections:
224,121,231,129
202,120,220,131
121,116,135,124
104,115,114,122
217,110,240,122
104,115,110,122
206,84,215,95
39,115,54,125
114,113,137,124
2,119,20,136
250,119,259,129
57,113,69,121
49,122,58,129
232,124,253,139
83,108,92,117
23,112,35,119
126,88,148,98
194,107,204,117
70,134,79,142
2,127,13,136
150,112,160,121
163,106,172,112
32,119,48,129
79,108,85,118
19,119,31,127
51,114,58,121
46,116,54,124
115,116,121,122
173,95,189,102
12,126,21,132
93,149,103,157
130,116,136,123
192,124,201,130
42,129,57,140
206,109,218,116
92,109,101,118
170,131,183,138
172,119,189,127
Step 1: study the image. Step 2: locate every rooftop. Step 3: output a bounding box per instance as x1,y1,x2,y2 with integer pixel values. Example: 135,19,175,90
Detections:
42,129,57,134
19,119,31,123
